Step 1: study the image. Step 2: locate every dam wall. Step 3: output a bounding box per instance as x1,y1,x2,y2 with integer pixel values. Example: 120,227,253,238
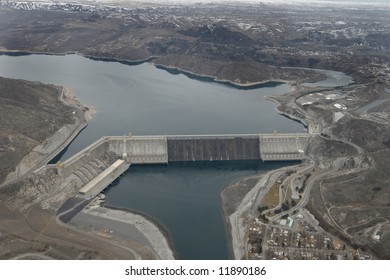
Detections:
58,135,168,178
54,135,169,199
107,135,168,164
57,133,312,171
59,137,109,178
259,133,311,161
167,134,260,162
52,133,312,199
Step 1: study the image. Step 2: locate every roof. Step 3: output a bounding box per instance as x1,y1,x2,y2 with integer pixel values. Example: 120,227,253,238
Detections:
79,159,125,195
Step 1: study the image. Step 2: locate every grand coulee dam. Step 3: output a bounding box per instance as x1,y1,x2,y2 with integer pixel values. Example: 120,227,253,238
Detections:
49,132,313,200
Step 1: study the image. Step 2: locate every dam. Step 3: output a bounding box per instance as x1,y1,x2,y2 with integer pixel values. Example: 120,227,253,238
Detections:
53,133,312,199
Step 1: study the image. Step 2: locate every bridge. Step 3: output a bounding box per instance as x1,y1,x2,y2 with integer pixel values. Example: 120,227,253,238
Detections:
52,133,313,199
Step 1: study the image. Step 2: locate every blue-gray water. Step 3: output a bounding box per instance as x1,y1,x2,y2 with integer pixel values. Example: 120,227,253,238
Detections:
0,54,304,160
355,97,390,113
303,69,353,88
104,160,298,259
0,54,349,259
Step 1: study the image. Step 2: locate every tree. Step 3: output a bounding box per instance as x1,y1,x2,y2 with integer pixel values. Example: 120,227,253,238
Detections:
256,244,263,254
291,200,297,207
257,205,268,213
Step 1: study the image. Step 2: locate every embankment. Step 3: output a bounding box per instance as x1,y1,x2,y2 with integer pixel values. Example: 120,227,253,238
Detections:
71,205,175,260
1,86,90,186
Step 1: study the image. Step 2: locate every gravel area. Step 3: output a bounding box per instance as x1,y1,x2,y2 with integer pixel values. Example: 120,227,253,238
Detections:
70,206,174,260
227,175,268,259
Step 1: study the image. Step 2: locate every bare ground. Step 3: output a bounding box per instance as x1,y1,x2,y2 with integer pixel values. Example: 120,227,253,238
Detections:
0,77,75,184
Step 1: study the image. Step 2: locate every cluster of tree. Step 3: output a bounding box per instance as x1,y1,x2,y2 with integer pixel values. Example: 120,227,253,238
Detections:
281,202,290,211
258,213,269,223
286,170,295,176
291,199,297,207
298,173,312,194
253,242,263,254
257,205,268,213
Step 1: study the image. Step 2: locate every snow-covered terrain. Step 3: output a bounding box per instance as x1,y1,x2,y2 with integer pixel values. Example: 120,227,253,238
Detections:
3,0,390,7
0,0,388,17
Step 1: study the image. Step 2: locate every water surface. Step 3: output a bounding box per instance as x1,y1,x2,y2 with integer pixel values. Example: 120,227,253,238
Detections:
303,69,353,87
103,160,298,259
355,98,390,113
0,54,304,160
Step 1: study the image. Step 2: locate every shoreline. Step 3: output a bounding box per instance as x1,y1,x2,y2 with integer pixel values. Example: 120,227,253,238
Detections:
0,49,290,89
72,203,176,260
218,173,265,259
102,204,177,259
153,63,287,90
59,85,97,122
220,173,268,259
265,96,309,129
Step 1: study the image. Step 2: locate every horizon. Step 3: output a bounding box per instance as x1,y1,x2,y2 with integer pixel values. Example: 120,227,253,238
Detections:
8,0,390,3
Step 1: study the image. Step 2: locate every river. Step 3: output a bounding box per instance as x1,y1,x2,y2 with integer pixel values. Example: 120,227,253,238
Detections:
0,53,347,259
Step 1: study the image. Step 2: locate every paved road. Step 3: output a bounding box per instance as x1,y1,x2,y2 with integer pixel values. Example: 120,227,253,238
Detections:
11,253,55,260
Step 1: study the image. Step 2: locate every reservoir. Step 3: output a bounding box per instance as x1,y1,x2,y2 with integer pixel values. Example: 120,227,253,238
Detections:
0,54,317,259
303,68,353,87
0,54,304,159
355,97,390,113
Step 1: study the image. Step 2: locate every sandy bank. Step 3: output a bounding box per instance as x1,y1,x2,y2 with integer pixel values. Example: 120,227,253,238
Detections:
222,174,268,259
60,86,96,121
222,166,300,259
71,205,175,260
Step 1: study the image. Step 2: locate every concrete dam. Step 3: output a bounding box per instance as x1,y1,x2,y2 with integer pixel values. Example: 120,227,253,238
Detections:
53,133,312,199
